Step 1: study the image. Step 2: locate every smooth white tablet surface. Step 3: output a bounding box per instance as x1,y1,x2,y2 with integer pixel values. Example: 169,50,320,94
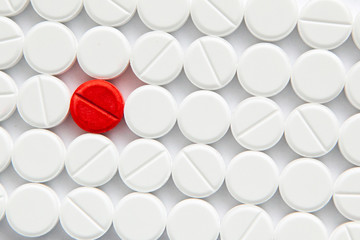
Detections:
231,97,284,151
31,0,83,22
24,21,77,75
292,50,345,103
237,43,291,97
167,199,220,240
17,74,70,128
285,103,339,158
77,26,131,79
66,133,118,187
12,129,65,182
339,114,360,166
124,85,177,138
60,187,114,240
6,183,59,237
353,13,360,50
118,139,172,192
0,71,17,122
172,144,226,198
245,0,298,41
220,204,273,240
113,193,167,240
345,61,360,110
330,222,360,240
0,17,24,70
0,184,7,221
184,36,237,90
0,127,12,173
298,0,352,50
0,0,29,16
137,0,190,32
178,91,231,144
190,0,244,37
279,158,332,212
226,151,279,204
131,31,183,85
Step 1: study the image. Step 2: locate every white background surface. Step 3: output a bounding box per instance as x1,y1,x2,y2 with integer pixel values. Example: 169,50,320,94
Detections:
1,0,360,239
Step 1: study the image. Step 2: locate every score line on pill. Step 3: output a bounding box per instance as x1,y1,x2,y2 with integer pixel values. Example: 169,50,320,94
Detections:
0,71,18,122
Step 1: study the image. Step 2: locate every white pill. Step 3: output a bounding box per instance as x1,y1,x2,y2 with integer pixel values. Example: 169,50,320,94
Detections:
113,193,167,240
0,0,29,17
6,183,59,237
31,0,83,22
0,127,12,172
339,114,360,166
353,13,360,50
172,144,225,198
184,36,237,90
237,43,291,97
66,133,118,187
231,97,284,151
330,222,360,240
124,85,177,139
298,0,352,50
285,103,339,158
190,0,244,37
137,0,190,32
12,129,65,182
178,91,231,144
0,71,17,122
17,74,70,129
60,187,114,240
0,184,7,221
167,198,220,240
245,0,298,42
345,62,360,110
118,139,172,192
226,151,279,205
77,26,131,80
220,204,273,240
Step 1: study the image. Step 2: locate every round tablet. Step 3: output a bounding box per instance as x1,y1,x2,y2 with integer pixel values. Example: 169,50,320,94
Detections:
298,0,352,50
226,151,279,204
220,204,273,240
137,0,190,32
339,114,360,166
60,187,113,240
77,26,131,79
0,127,12,172
0,71,17,122
172,144,226,198
119,139,171,193
178,91,231,144
231,97,284,151
184,36,237,90
70,80,124,133
190,0,244,37
285,103,339,158
17,74,70,128
6,183,59,237
131,31,183,86
24,21,77,75
12,129,65,182
237,43,291,97
113,193,167,240
31,0,83,22
330,222,360,240
0,184,7,221
124,85,177,138
245,0,298,41
345,61,360,110
353,13,360,50
0,17,24,70
0,0,29,16
66,133,119,187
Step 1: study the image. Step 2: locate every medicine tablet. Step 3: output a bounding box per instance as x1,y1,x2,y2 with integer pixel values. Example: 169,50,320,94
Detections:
285,103,339,158
353,13,360,50
0,127,12,172
6,183,59,237
220,204,273,240
226,151,278,204
172,144,226,198
330,222,360,240
0,17,24,70
184,36,237,90
0,0,29,17
119,139,171,192
77,26,131,79
12,129,65,182
190,0,244,37
24,21,77,75
31,0,83,22
17,74,70,128
298,0,352,50
0,184,7,221
0,71,17,122
279,158,332,212
178,91,231,144
245,0,298,41
231,97,284,151
339,114,360,166
60,187,113,240
113,193,167,240
167,198,220,240
124,85,177,139
66,134,119,187
237,43,291,97
345,62,360,110
131,31,183,86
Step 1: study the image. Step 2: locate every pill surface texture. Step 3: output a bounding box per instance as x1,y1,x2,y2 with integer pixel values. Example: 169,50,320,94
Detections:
0,184,7,221
0,0,29,16
345,61,360,110
0,71,17,122
330,222,360,240
31,0,83,22
339,114,360,166
0,127,12,173
353,13,360,50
